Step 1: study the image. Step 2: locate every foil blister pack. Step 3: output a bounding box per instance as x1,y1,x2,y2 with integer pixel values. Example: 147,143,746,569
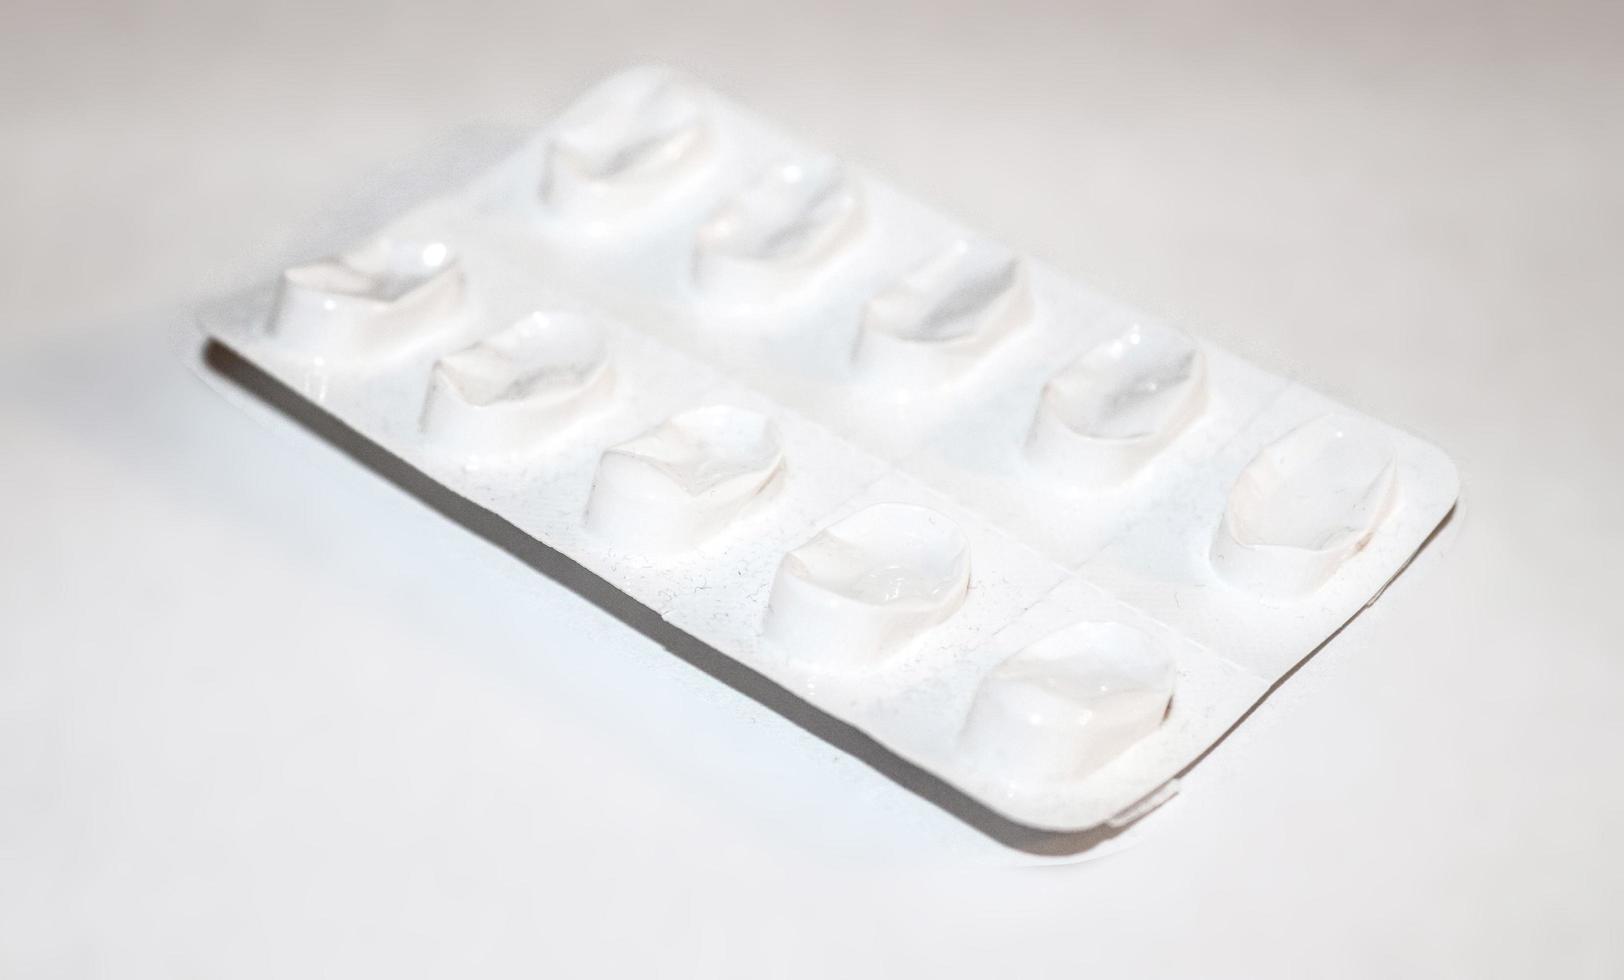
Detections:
200,67,1459,832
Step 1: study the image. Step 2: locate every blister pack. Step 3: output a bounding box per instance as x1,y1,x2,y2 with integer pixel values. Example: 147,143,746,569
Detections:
200,67,1458,832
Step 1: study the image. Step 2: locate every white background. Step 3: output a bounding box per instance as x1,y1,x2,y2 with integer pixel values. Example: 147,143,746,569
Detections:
3,1,1620,976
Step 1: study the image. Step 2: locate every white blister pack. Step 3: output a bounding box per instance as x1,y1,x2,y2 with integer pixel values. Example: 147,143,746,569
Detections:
199,67,1459,833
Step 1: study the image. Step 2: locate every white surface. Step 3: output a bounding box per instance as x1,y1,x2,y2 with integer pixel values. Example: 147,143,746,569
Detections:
2,1,1621,976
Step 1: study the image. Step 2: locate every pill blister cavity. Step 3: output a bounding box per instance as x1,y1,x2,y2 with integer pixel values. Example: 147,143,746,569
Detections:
586,405,784,552
762,503,970,669
1027,324,1207,487
1212,414,1398,595
420,311,613,456
693,158,865,301
541,70,713,223
960,621,1175,788
852,239,1031,388
269,238,464,362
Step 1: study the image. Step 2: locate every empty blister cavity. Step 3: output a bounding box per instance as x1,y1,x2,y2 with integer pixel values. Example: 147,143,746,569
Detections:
1027,324,1207,487
762,503,970,669
586,405,784,553
269,239,464,362
960,622,1175,788
852,239,1031,388
420,311,613,456
1212,415,1399,595
693,157,865,301
540,69,714,223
